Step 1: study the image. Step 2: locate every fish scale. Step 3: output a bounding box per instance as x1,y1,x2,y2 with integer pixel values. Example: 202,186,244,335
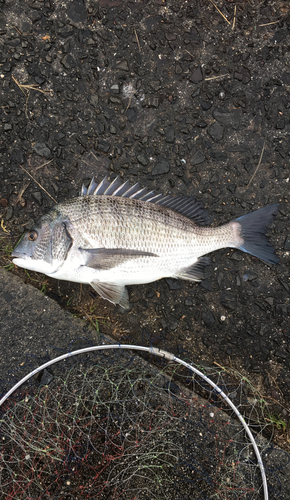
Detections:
12,176,279,309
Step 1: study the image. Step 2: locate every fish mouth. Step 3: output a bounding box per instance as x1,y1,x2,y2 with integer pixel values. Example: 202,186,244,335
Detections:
11,250,28,259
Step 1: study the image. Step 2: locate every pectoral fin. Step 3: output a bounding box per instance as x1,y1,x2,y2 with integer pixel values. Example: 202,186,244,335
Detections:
80,247,158,270
90,280,129,309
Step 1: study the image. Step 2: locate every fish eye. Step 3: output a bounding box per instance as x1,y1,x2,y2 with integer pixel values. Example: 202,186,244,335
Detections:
28,230,38,241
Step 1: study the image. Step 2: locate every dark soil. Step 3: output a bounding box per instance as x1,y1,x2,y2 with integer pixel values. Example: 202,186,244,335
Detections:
0,0,290,442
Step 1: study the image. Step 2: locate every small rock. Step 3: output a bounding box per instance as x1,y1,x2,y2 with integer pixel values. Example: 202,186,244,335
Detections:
3,123,12,131
282,72,290,85
110,84,120,94
259,324,269,336
11,148,26,164
32,191,42,205
152,157,170,175
149,80,161,91
190,150,205,166
90,95,99,107
213,109,241,130
201,101,212,111
116,60,129,71
200,279,212,291
109,124,117,134
61,54,76,69
146,96,159,108
208,121,224,141
202,310,215,327
234,68,251,84
220,292,237,311
185,297,193,306
272,29,286,44
35,75,45,85
284,236,290,250
276,119,286,130
265,297,274,306
126,108,137,123
67,0,87,23
137,154,149,166
189,66,203,84
165,126,175,143
2,62,11,72
96,140,110,153
191,88,201,99
230,251,243,261
33,142,51,158
165,32,177,41
165,279,182,290
4,206,13,221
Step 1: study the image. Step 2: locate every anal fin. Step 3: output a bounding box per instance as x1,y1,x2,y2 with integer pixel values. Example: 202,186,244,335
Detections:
91,281,129,309
175,256,211,282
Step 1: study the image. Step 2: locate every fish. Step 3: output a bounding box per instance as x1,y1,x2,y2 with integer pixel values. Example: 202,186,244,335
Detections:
11,176,279,309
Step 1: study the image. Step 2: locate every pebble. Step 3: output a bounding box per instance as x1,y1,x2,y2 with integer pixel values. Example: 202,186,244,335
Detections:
110,84,120,94
202,310,215,327
189,65,203,83
4,206,13,220
67,0,87,23
32,191,42,205
33,143,51,158
116,60,129,71
284,236,290,250
90,95,99,107
208,121,224,142
165,126,175,143
165,279,182,290
96,140,110,153
61,54,76,69
213,109,240,130
220,293,237,311
190,150,205,166
137,154,149,166
152,157,169,175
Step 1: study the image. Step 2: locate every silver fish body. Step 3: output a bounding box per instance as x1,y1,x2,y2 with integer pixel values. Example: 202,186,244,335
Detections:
12,176,279,308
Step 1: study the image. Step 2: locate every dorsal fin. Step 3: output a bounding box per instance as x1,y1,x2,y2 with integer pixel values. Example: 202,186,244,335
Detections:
80,176,211,225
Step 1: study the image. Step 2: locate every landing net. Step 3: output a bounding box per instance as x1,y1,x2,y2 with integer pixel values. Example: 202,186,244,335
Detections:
0,344,286,499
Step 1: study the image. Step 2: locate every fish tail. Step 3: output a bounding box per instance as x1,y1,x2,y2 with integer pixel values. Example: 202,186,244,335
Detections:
232,204,279,264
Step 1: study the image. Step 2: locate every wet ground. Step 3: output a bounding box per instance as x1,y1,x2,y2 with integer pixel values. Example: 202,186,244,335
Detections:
0,0,290,444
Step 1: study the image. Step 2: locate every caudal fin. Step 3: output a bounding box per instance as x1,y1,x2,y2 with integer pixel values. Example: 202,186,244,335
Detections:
235,204,279,264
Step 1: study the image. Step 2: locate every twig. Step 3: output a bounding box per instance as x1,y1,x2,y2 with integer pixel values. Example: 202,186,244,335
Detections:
12,26,22,35
134,29,141,52
241,139,266,192
12,75,51,96
232,5,236,30
208,0,231,25
259,21,280,27
205,73,230,81
13,180,30,207
35,159,53,171
18,165,57,204
12,75,26,95
185,49,195,58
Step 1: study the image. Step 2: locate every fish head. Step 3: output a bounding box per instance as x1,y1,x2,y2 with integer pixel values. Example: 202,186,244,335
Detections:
11,209,72,275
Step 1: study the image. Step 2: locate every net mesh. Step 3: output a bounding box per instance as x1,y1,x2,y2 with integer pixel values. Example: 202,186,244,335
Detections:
0,346,287,499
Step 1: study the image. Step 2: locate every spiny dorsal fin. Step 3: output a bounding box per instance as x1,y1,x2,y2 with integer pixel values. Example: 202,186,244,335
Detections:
81,176,211,225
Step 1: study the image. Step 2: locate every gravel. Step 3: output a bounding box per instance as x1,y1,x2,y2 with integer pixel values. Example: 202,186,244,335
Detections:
0,0,289,431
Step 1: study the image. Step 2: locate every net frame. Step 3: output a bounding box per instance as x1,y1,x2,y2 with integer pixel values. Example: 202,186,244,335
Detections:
0,343,268,499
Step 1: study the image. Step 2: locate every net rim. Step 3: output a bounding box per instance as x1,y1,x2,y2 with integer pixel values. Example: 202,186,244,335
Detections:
0,343,268,500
